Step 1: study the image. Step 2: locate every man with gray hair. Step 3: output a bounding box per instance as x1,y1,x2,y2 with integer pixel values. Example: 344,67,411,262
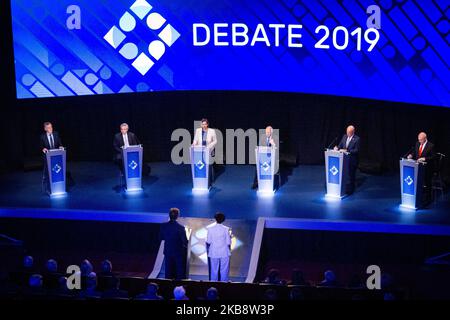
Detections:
407,132,435,163
113,123,141,175
252,126,277,189
335,125,360,194
407,132,435,203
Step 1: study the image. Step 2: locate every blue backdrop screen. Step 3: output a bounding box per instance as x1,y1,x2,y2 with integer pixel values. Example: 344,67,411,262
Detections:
11,0,449,107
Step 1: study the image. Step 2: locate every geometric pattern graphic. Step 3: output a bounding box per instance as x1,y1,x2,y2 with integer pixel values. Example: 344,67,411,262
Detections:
404,175,413,186
258,152,272,180
330,165,339,176
50,155,64,183
402,165,415,195
328,156,340,185
126,151,141,178
190,222,241,265
10,0,450,107
104,0,180,75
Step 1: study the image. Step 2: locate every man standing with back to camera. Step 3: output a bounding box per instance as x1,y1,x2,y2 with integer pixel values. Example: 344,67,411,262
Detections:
206,212,232,282
159,208,188,280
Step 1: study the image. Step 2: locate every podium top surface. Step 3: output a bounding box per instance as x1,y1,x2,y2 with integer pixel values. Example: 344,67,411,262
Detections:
190,145,209,151
324,148,349,156
400,158,427,165
46,148,66,154
255,146,277,151
122,144,142,149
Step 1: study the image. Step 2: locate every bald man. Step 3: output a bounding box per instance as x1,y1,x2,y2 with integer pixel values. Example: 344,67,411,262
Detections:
407,132,435,163
334,125,360,194
252,126,277,189
407,132,435,203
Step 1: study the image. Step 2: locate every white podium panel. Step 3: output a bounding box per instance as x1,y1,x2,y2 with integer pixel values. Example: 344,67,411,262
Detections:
400,158,425,210
324,149,349,199
46,148,67,196
122,145,143,191
190,146,210,191
255,146,277,194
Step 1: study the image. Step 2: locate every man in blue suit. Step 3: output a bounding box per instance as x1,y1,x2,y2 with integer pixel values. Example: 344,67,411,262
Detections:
159,208,188,280
334,125,360,194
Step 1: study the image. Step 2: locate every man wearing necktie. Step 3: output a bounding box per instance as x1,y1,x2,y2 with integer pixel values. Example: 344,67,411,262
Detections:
40,122,64,192
113,123,141,175
407,132,435,203
334,125,360,195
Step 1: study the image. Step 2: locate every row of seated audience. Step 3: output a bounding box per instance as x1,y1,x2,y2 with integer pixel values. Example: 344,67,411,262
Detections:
262,268,395,289
0,255,400,300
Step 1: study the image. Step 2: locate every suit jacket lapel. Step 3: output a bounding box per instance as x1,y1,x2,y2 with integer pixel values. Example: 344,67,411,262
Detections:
422,142,429,157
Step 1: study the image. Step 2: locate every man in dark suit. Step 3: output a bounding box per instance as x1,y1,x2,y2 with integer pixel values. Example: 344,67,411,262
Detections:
40,122,63,153
252,126,277,189
335,125,360,194
407,132,435,203
159,208,188,280
113,123,141,173
40,122,64,193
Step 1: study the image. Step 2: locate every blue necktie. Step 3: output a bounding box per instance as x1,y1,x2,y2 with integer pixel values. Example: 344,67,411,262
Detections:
50,135,54,149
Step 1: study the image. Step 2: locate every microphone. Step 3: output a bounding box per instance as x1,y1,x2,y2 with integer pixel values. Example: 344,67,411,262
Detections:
326,136,338,150
402,146,414,159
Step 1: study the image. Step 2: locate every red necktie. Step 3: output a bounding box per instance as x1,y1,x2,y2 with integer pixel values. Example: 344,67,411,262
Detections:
418,144,423,157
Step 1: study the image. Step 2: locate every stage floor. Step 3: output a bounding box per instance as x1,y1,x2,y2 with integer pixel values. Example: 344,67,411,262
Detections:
0,161,449,229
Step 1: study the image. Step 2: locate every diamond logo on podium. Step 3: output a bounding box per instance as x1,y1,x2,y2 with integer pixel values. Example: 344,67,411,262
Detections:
404,176,413,186
330,166,339,176
261,161,270,172
196,160,205,170
52,164,62,174
129,160,138,170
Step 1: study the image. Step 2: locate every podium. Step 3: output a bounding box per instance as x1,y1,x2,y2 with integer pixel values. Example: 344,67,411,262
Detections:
45,148,67,196
255,146,278,194
122,145,143,192
190,146,211,191
324,149,349,198
400,158,425,209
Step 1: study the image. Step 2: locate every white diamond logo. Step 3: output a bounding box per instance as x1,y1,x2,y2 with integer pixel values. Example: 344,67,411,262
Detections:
261,161,270,172
330,166,339,176
196,160,205,170
52,164,62,174
404,176,413,186
129,160,138,170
